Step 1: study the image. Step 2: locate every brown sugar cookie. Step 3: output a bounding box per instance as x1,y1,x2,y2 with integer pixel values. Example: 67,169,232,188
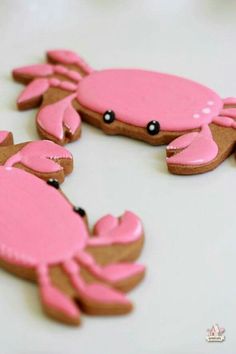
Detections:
13,50,236,175
0,130,73,183
0,166,145,325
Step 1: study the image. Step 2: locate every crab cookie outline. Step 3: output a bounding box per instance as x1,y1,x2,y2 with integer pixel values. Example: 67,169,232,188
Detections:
13,49,236,175
0,165,145,325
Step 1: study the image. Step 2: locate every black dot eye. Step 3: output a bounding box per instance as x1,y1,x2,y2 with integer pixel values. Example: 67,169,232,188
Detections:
103,110,115,124
47,178,60,189
73,206,86,217
147,120,160,135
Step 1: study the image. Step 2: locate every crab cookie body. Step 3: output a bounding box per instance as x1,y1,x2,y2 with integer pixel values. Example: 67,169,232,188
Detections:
0,166,145,325
76,69,221,132
13,50,236,175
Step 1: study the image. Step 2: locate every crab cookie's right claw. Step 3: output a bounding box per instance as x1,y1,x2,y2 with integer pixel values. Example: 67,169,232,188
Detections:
166,125,218,174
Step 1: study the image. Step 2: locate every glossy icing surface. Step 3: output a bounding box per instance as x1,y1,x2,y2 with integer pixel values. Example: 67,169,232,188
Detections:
90,212,143,246
4,140,72,172
0,167,87,266
37,93,79,140
77,69,222,130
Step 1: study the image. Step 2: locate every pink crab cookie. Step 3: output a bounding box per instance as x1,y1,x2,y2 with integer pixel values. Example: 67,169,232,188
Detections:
0,165,145,325
13,49,236,174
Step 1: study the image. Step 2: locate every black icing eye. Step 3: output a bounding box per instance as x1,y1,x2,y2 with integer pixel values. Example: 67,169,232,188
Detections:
47,178,60,189
73,206,86,217
147,120,160,135
103,110,115,124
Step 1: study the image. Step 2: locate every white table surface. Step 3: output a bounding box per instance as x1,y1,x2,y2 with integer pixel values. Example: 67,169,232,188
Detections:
0,1,236,353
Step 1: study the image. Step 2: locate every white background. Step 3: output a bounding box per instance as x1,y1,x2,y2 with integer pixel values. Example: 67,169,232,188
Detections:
0,1,236,353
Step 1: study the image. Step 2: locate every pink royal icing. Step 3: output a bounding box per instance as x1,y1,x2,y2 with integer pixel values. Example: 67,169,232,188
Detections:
0,167,144,316
18,78,49,104
0,167,88,266
167,124,218,165
89,211,143,246
47,50,93,74
4,140,72,173
13,64,54,78
76,69,222,131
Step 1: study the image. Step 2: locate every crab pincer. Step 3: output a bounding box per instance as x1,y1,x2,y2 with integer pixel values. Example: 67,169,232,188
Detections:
0,167,145,325
0,131,73,182
166,125,218,174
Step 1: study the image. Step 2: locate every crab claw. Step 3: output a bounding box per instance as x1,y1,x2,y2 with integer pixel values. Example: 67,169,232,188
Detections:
37,93,81,144
4,140,72,180
89,211,143,246
101,263,145,283
17,78,50,110
166,125,218,166
0,131,13,146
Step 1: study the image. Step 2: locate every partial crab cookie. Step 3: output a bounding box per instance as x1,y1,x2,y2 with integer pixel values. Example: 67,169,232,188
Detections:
13,50,236,175
0,167,145,325
0,131,72,183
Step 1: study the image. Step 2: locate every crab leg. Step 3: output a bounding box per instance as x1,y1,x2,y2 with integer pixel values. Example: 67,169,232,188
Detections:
13,64,82,84
222,97,236,106
63,259,132,315
37,264,80,325
219,108,236,119
213,115,236,128
36,92,81,143
0,131,13,147
76,250,145,292
47,49,94,75
166,124,218,168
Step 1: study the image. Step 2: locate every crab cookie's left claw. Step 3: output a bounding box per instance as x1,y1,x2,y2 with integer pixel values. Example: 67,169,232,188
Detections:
37,93,81,144
4,140,73,182
166,125,218,175
86,211,144,265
